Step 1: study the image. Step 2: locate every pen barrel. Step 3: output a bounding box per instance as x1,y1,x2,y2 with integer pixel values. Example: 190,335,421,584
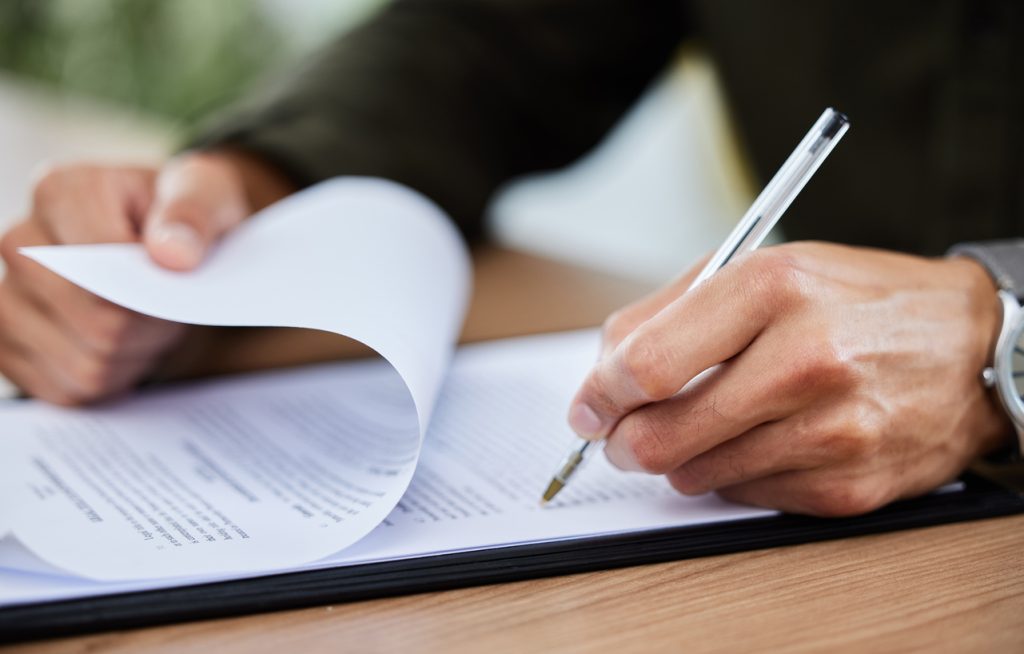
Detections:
690,108,849,290
555,440,603,483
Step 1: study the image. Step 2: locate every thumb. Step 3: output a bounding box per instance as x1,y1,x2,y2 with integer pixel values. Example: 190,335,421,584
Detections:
143,153,251,271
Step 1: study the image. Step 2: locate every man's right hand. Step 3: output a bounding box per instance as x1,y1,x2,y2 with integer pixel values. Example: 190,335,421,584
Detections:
0,153,264,405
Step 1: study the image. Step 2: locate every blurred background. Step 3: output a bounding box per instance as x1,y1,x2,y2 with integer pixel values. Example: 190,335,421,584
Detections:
0,0,753,283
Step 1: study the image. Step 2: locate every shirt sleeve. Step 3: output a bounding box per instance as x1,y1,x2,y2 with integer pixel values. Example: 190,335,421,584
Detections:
189,0,688,239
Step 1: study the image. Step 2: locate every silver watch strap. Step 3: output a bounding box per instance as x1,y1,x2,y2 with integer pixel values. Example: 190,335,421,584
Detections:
949,240,1024,462
948,239,1024,302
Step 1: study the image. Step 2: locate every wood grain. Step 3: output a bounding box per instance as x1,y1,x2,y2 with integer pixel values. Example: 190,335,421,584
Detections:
11,516,1023,654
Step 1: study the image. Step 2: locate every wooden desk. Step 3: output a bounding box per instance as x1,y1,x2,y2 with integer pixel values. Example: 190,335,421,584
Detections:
9,248,1024,653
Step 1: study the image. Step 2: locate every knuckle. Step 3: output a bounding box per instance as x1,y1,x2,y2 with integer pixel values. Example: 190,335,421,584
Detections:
746,249,812,307
668,471,704,495
580,367,616,415
69,354,117,398
0,224,28,267
82,308,135,356
618,335,676,401
0,284,27,334
620,412,674,474
669,460,713,495
826,429,869,462
41,388,85,407
788,339,858,392
828,413,884,461
675,446,752,495
601,309,632,346
801,478,882,517
30,163,74,207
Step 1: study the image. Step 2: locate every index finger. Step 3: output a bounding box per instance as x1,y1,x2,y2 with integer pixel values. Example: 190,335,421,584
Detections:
600,252,712,358
30,164,154,245
567,250,806,439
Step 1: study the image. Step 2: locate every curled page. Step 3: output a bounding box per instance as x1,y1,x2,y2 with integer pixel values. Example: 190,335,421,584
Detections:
4,177,470,580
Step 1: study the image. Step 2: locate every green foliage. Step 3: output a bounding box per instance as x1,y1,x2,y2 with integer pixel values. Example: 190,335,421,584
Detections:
0,0,286,121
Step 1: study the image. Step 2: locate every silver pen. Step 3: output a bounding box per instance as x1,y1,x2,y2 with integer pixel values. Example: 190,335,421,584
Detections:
541,107,851,505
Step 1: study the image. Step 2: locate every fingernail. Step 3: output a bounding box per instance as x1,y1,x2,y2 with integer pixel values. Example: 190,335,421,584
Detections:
569,402,606,439
604,440,643,472
149,222,202,269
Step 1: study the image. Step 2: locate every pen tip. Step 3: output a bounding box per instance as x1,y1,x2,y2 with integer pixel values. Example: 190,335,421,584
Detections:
540,478,565,506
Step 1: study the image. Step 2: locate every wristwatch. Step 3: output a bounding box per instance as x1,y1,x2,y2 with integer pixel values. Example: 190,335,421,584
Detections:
948,240,1024,460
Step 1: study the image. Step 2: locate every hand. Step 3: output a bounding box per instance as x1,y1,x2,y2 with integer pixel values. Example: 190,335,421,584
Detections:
568,242,1012,516
0,151,287,405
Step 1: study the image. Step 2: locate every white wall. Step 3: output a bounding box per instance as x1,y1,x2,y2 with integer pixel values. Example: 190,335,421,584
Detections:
490,55,754,283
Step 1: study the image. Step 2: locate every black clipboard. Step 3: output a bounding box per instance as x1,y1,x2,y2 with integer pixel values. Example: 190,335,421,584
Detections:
2,473,1021,643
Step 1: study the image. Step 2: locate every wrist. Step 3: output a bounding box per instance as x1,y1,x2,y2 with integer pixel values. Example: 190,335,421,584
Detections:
944,255,1001,364
944,255,1017,457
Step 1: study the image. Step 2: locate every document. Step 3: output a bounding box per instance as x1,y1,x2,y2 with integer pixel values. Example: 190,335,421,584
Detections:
0,178,774,608
0,331,774,606
20,177,471,429
3,359,421,580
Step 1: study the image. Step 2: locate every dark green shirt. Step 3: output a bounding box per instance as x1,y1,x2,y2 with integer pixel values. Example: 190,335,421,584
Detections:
195,0,1023,254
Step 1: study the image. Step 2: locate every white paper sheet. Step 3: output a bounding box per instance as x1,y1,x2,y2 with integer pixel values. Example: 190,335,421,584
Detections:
2,177,470,581
0,330,777,606
0,435,21,540
3,360,424,580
